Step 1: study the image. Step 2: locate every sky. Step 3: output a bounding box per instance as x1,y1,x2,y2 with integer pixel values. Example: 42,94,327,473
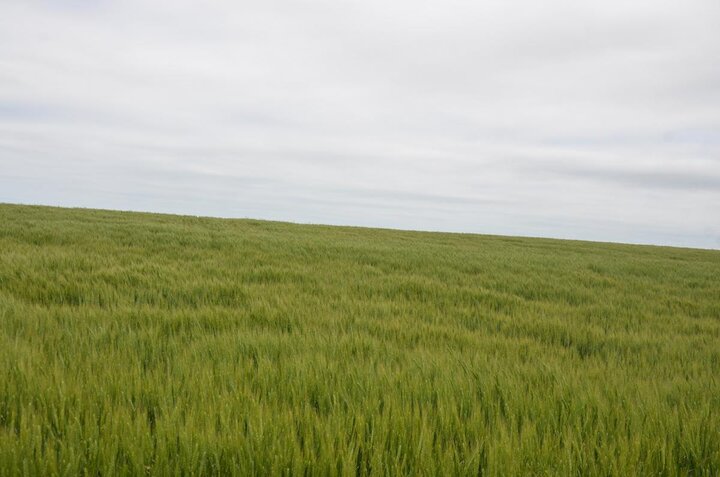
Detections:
1,0,719,249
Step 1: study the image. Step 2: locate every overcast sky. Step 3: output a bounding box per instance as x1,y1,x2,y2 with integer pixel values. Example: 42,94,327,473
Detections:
1,0,719,248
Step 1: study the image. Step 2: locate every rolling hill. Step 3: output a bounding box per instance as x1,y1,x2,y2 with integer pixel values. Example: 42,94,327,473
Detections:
0,203,718,476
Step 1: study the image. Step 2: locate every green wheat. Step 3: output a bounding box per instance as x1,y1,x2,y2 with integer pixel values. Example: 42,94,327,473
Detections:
0,203,718,476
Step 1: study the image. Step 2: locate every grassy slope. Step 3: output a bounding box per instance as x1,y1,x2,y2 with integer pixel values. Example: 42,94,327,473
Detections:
0,203,719,476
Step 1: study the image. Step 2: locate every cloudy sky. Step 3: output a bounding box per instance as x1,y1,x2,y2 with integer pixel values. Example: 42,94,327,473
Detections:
1,0,719,248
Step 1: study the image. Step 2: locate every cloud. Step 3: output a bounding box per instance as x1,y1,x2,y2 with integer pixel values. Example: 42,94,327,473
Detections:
1,0,719,248
541,164,720,193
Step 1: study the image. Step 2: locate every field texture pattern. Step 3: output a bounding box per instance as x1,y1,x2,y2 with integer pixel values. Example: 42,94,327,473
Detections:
0,204,719,476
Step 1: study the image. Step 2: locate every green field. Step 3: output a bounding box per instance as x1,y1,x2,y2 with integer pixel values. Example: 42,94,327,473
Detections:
0,203,719,476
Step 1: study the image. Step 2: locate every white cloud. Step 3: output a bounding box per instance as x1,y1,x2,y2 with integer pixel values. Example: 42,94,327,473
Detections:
1,0,719,248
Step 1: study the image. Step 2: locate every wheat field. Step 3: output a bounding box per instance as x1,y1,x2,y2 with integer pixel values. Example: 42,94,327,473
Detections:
0,203,718,476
